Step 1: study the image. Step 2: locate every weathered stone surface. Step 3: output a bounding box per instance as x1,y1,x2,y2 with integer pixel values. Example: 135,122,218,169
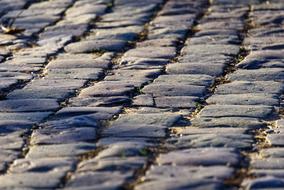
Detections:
251,158,284,169
166,63,226,76
27,143,96,158
0,0,283,189
252,169,284,178
47,53,113,69
0,112,52,122
167,133,253,149
65,40,128,53
0,172,64,188
96,137,153,158
111,113,181,127
154,96,198,108
102,124,167,138
66,171,128,189
191,117,265,129
70,96,131,107
154,74,214,86
215,81,284,95
78,156,146,172
207,94,279,106
135,178,225,190
157,148,241,167
46,68,103,80
242,176,284,189
31,127,97,145
144,165,234,181
181,44,240,56
54,106,122,120
142,83,207,97
228,68,284,82
199,105,275,119
10,157,75,173
0,99,59,112
267,134,284,147
79,82,136,97
261,148,284,158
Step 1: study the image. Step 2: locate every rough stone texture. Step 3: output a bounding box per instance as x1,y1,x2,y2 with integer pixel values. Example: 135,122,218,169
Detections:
0,0,283,189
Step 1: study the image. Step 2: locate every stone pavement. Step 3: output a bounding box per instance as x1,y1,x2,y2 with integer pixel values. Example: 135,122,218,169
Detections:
0,0,283,189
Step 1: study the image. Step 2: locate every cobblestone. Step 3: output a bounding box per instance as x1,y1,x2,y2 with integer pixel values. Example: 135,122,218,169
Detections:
0,0,283,189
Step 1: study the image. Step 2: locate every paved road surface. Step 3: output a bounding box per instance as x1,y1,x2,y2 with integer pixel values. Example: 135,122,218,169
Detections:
0,0,283,189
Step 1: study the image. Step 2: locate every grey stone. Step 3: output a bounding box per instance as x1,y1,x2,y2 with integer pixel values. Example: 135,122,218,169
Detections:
0,79,18,93
181,44,240,56
55,107,122,120
0,120,33,133
228,68,284,82
8,88,75,100
142,83,207,97
0,71,32,80
64,39,128,53
79,82,135,97
112,113,181,127
154,74,214,86
191,117,265,129
42,114,100,128
132,95,154,106
0,112,52,122
260,148,284,158
172,127,248,135
0,99,59,112
242,176,284,189
199,105,275,119
104,69,161,82
96,138,153,158
47,53,113,69
207,94,279,106
27,143,97,158
78,156,146,172
119,57,168,68
124,47,176,59
10,157,75,173
148,27,188,40
168,133,253,149
155,96,199,108
66,171,127,189
135,178,224,190
166,63,226,76
267,134,284,146
136,38,178,47
237,50,284,69
46,68,103,80
0,172,64,188
70,96,131,107
31,127,97,145
276,119,284,128
251,158,284,169
144,165,234,181
102,124,166,138
157,148,241,166
252,169,284,178
91,26,142,41
214,81,284,95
